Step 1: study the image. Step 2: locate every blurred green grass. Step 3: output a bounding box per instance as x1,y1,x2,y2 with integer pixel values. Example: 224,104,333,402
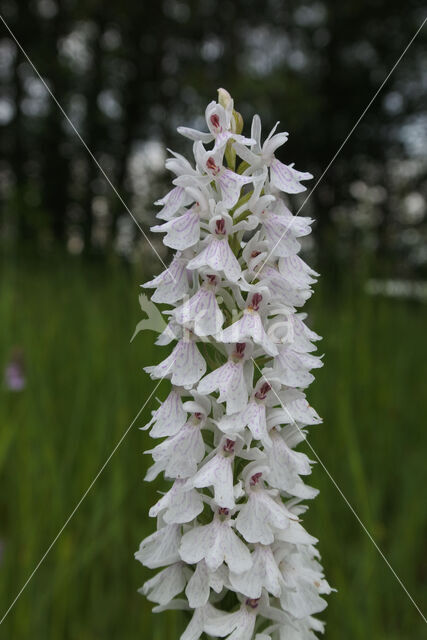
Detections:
0,259,426,639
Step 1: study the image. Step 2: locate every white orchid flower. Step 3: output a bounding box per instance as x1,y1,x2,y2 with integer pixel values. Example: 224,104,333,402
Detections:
136,91,332,640
234,115,313,194
178,99,255,151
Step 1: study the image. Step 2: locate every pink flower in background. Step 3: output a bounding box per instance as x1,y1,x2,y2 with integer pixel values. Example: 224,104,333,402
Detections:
4,349,26,392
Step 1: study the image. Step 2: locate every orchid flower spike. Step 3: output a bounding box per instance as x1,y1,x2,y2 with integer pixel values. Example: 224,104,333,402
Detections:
136,90,332,640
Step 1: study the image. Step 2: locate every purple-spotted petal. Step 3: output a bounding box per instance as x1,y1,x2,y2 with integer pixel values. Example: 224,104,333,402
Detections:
187,238,241,283
141,563,186,605
217,170,252,208
155,186,192,220
235,490,294,545
198,361,248,415
143,256,191,304
135,525,181,569
148,421,205,479
179,519,252,573
219,312,278,357
152,209,200,250
149,479,204,523
173,287,224,336
142,388,187,438
270,158,313,194
192,453,235,508
145,339,206,387
229,545,282,598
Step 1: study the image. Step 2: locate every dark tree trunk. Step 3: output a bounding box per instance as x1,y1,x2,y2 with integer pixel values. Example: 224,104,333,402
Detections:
40,0,70,246
81,13,107,253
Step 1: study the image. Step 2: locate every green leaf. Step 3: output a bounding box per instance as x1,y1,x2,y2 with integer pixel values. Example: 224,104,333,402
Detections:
130,294,166,341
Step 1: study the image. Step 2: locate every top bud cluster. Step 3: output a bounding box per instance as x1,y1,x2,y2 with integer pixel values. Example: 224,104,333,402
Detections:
135,89,333,640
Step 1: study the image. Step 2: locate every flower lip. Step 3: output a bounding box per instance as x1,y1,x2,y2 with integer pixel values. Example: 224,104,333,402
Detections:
245,597,260,609
215,218,226,236
210,114,221,130
255,382,271,400
208,212,233,236
232,342,246,359
206,156,220,175
248,293,263,311
223,438,235,455
250,472,263,486
217,506,230,519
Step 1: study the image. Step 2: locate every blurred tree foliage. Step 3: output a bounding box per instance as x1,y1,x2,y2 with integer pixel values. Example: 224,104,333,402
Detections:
0,0,426,270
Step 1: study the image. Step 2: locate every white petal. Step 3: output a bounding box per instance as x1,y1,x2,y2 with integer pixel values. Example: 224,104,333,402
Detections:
187,238,241,283
277,618,318,640
222,524,253,573
150,422,205,479
185,560,226,608
178,126,214,143
280,579,327,619
278,255,319,287
273,390,322,426
251,114,262,151
259,265,311,307
155,186,192,220
230,545,282,598
144,388,187,438
180,519,252,573
141,563,186,605
203,607,244,638
270,158,313,194
216,411,246,437
152,209,200,250
166,487,204,523
166,149,197,177
233,142,259,165
212,129,234,151
244,402,271,445
224,612,256,640
276,520,318,545
180,522,217,567
235,492,292,545
150,480,203,523
217,170,252,209
288,314,322,353
193,454,235,508
135,525,181,569
185,561,211,608
144,459,166,482
145,340,206,387
180,605,213,640
263,131,289,156
267,347,322,388
264,428,312,495
143,257,191,303
174,288,224,337
210,563,228,593
198,361,248,415
261,215,300,258
219,312,278,356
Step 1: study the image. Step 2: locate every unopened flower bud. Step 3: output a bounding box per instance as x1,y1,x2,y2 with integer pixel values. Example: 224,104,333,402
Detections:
232,109,244,135
217,87,233,110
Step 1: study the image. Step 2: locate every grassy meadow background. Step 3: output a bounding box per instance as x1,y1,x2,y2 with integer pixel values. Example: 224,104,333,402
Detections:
0,256,426,639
